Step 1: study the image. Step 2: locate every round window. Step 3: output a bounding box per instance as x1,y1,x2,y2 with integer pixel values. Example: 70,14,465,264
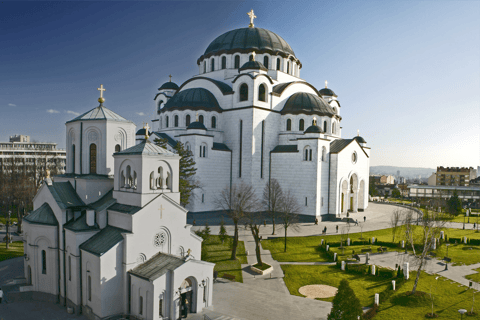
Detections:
153,232,166,247
352,151,357,164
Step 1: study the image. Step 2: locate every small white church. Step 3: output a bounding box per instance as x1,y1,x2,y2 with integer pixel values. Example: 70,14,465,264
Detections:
149,10,370,218
22,90,214,320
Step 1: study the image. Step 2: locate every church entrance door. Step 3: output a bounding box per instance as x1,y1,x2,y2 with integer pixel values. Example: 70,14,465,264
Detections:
350,197,353,212
180,291,193,318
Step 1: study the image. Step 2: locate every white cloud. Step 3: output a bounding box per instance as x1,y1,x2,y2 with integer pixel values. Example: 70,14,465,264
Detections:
136,112,146,116
8,103,16,107
47,109,60,114
66,110,80,116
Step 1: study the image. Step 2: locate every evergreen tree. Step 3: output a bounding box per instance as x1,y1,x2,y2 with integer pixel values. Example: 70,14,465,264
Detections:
204,222,211,240
328,279,363,320
219,218,227,244
153,138,199,207
446,190,462,216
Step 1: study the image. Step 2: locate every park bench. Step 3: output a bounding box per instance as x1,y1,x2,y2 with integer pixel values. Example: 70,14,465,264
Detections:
352,254,361,261
443,257,452,263
361,248,372,253
222,273,236,281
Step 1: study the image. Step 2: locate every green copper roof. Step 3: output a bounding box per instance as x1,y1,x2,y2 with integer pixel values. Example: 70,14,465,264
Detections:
281,92,336,116
88,189,116,212
48,182,85,209
24,203,58,226
64,213,99,232
66,105,133,123
330,139,353,153
129,252,185,281
108,203,141,215
115,140,175,156
162,88,222,113
79,226,130,257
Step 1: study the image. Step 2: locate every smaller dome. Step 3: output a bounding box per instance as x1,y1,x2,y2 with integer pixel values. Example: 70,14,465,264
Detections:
354,136,367,144
304,125,323,134
239,61,268,72
136,128,151,136
187,121,207,130
159,81,179,91
319,88,337,97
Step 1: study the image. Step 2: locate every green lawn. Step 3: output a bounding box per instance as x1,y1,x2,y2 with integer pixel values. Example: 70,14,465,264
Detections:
282,265,480,319
0,241,24,262
201,235,247,283
466,268,480,283
0,217,19,225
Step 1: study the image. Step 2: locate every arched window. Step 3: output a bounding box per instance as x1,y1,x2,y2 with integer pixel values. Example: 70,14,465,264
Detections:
249,54,254,61
221,56,226,69
174,115,179,127
72,144,75,173
199,144,207,158
166,116,169,128
264,56,269,69
68,255,72,281
258,84,267,102
234,55,240,69
350,176,354,193
287,61,290,74
115,144,121,153
211,58,215,72
323,121,327,133
185,143,191,152
157,100,164,115
199,115,204,124
239,84,248,101
88,275,92,301
211,116,216,128
89,143,97,174
286,119,292,131
276,58,281,70
203,61,206,73
299,119,304,131
322,147,327,162
186,114,191,126
126,165,132,187
41,250,47,274
304,147,312,161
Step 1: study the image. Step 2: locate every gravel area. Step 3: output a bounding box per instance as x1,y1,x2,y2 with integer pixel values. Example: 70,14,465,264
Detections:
299,284,338,299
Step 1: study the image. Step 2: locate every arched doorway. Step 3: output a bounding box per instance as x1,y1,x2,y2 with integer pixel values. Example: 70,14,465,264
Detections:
349,174,359,212
341,180,348,215
179,277,197,318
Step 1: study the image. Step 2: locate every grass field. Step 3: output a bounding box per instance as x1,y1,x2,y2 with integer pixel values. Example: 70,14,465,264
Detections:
0,241,24,262
282,265,480,319
201,235,247,283
466,268,480,283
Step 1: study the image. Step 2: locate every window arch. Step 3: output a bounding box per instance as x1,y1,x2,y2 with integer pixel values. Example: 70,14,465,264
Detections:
299,119,304,131
221,56,226,69
41,250,47,274
199,144,207,158
199,115,204,124
276,58,281,70
186,114,191,126
263,56,269,69
165,116,169,128
89,143,97,174
323,121,327,133
203,61,206,73
239,83,248,101
211,116,216,129
211,58,215,72
286,119,292,131
304,146,313,161
115,144,121,152
258,84,267,102
174,115,179,127
287,61,290,74
234,55,240,69
157,100,164,115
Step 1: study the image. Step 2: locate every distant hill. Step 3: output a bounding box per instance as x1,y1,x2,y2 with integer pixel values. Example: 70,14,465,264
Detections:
370,166,435,179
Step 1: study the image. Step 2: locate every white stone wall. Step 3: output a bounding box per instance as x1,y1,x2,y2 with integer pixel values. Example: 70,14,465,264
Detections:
100,243,125,317
81,251,101,316
130,276,154,319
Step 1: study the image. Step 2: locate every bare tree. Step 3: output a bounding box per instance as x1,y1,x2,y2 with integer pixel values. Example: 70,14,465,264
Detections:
404,207,447,294
390,208,402,242
262,178,283,235
278,190,301,252
215,182,258,260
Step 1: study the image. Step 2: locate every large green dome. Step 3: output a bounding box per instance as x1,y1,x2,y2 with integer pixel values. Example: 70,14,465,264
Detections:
202,28,295,58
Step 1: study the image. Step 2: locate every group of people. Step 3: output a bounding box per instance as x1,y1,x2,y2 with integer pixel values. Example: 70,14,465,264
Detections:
314,216,368,234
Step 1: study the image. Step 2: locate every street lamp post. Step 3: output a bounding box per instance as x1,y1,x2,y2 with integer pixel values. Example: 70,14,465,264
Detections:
445,243,450,271
458,309,467,319
5,210,11,249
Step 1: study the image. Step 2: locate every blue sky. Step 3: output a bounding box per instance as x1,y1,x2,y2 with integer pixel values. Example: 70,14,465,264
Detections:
1,1,479,168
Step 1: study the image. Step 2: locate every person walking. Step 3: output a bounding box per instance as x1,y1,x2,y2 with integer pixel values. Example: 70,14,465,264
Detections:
364,216,366,223
336,225,339,233
315,218,318,225
355,219,359,226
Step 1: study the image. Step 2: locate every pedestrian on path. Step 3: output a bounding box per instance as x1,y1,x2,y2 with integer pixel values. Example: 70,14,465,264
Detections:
0,287,3,304
364,216,366,223
315,218,318,225
474,223,476,229
355,219,358,226
336,225,338,233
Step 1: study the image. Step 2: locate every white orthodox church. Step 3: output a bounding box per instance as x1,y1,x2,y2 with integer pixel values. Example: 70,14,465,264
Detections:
148,11,370,218
22,89,214,320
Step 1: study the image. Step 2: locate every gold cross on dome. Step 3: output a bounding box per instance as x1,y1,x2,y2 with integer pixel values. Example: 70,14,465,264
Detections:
325,80,328,88
144,123,150,139
357,129,360,136
97,84,106,98
158,204,164,219
247,9,256,28
251,51,256,61
313,116,317,125
169,74,172,82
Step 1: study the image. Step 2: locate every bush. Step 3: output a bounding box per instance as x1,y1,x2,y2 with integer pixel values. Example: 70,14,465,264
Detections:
328,279,363,320
347,264,368,275
377,267,396,279
449,237,462,244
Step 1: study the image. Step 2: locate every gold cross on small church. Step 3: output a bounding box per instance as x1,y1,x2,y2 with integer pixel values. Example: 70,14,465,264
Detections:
169,74,172,82
144,123,150,139
247,9,256,28
97,84,106,98
158,204,165,219
251,51,256,61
